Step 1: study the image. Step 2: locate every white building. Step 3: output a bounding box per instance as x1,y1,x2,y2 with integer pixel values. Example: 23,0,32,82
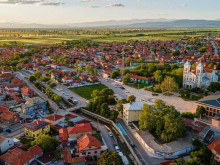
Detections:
0,136,14,153
183,61,218,89
123,101,153,124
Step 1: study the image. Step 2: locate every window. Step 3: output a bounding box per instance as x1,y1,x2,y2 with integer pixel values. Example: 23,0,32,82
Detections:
94,151,97,153
88,152,91,154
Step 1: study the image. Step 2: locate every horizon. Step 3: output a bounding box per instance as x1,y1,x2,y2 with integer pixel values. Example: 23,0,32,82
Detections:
0,0,219,24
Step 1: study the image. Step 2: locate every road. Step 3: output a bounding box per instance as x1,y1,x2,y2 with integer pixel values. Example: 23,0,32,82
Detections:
117,118,164,165
211,41,219,57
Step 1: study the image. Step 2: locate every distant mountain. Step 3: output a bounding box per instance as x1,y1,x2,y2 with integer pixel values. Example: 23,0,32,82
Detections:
0,19,220,29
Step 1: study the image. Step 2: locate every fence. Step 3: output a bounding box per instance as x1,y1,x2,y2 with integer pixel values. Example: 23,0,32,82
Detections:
80,109,142,165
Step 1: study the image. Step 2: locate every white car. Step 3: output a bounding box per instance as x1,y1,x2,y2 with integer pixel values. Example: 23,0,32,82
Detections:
115,146,120,153
125,91,129,93
108,132,113,137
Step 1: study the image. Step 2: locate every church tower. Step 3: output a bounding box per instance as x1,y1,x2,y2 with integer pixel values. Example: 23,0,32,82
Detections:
196,63,203,87
184,61,191,74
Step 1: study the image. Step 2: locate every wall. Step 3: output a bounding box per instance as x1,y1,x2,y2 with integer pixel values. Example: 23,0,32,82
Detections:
80,109,142,165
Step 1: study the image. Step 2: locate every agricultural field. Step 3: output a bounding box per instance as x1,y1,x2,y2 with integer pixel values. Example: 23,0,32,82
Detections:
70,84,108,99
0,28,220,45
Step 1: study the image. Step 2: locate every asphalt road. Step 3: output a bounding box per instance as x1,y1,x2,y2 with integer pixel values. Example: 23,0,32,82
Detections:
117,118,164,165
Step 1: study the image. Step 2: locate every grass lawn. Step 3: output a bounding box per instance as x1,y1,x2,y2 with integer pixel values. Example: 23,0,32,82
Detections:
70,84,108,99
127,83,147,89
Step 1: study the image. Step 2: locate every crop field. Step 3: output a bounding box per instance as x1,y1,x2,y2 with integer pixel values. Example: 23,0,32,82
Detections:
0,28,220,45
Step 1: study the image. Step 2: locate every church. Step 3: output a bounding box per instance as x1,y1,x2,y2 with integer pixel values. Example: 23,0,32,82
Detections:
183,61,218,89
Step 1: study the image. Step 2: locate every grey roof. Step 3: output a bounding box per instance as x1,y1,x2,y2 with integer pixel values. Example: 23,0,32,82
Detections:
25,97,45,107
202,76,210,82
198,97,220,108
123,101,153,111
184,61,191,66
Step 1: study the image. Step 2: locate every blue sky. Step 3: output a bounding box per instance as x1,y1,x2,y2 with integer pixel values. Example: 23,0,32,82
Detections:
0,0,219,24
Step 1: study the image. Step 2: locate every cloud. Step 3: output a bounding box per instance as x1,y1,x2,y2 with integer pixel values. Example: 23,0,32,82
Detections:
87,5,99,8
0,0,63,6
80,0,99,2
106,3,124,8
180,3,188,8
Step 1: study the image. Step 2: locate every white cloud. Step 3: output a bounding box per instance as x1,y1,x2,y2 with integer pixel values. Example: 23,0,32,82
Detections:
106,3,124,8
0,0,64,6
180,4,188,8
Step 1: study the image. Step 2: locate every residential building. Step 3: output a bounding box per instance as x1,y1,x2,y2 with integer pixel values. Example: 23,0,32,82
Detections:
63,149,86,165
0,136,14,153
77,134,101,160
123,101,153,124
44,114,64,125
67,123,93,138
24,120,50,138
22,97,46,115
21,86,34,98
130,74,152,85
183,61,218,89
208,139,220,162
0,145,43,165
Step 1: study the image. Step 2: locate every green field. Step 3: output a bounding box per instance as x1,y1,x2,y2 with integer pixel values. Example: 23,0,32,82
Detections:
0,28,220,45
70,84,108,99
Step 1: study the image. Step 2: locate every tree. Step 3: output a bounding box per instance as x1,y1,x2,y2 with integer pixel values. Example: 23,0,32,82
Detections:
127,95,136,103
100,103,110,117
153,70,163,83
208,82,220,92
192,138,203,148
172,50,180,56
195,106,206,118
31,134,58,153
139,100,185,142
160,76,179,93
97,151,123,165
186,146,212,165
122,73,130,84
29,75,36,82
53,95,61,103
117,99,127,113
33,71,42,79
110,71,120,79
181,112,195,119
125,58,131,66
176,158,186,165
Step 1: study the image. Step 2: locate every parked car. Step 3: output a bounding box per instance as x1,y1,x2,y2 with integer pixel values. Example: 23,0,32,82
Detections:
108,132,113,137
115,145,120,153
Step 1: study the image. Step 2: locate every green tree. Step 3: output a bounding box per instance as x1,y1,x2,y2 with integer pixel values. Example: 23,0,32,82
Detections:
160,76,179,93
153,70,164,83
172,50,180,56
110,71,120,79
127,95,136,103
195,106,206,118
97,151,123,165
29,75,36,82
122,73,130,84
181,112,195,119
208,82,220,92
100,103,110,117
186,146,212,165
33,71,42,79
117,99,127,113
176,158,185,165
31,134,58,153
125,58,131,66
53,95,61,103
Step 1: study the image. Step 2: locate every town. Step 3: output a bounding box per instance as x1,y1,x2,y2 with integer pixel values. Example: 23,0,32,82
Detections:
0,34,219,165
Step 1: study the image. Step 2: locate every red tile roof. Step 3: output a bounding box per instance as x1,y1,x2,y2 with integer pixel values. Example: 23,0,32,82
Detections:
130,74,152,81
0,147,34,165
28,145,43,156
67,123,92,135
59,128,68,142
45,114,64,122
62,149,85,164
77,134,101,152
24,120,49,131
208,139,220,155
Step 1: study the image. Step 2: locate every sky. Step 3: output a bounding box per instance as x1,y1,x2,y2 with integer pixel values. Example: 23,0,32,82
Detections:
0,0,219,24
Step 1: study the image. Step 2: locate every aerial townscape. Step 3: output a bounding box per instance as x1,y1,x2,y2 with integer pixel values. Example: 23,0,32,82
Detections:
0,1,220,165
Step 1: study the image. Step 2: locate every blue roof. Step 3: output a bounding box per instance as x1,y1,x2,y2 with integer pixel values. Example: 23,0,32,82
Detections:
198,98,220,108
70,116,84,123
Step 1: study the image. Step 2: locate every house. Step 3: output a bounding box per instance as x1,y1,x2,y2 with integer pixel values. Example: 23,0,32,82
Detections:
0,106,20,130
183,61,218,89
28,145,43,159
0,136,14,153
0,146,40,165
59,128,69,142
0,73,13,82
88,76,99,82
77,134,101,160
22,97,46,115
130,74,152,85
182,118,214,143
62,77,73,83
21,86,34,98
36,153,55,165
44,114,64,125
102,69,112,79
67,123,93,138
0,93,6,101
79,75,88,81
63,149,86,165
123,101,153,124
208,139,220,162
24,120,50,138
196,97,220,127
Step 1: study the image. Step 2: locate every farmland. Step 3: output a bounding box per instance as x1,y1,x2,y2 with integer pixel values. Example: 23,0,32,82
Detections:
0,28,220,45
